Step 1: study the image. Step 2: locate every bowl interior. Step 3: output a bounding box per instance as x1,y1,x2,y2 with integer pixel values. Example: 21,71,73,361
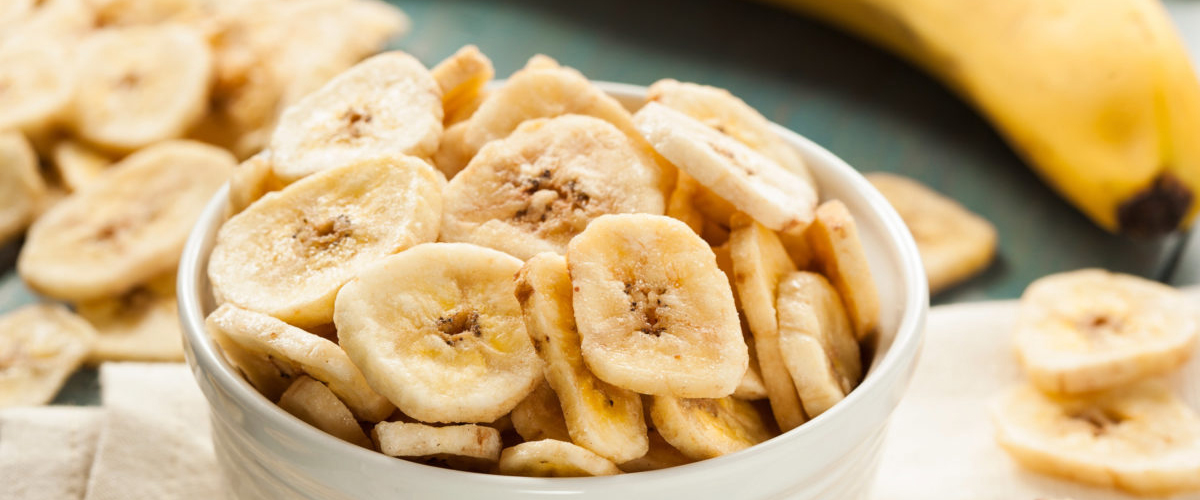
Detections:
178,80,928,491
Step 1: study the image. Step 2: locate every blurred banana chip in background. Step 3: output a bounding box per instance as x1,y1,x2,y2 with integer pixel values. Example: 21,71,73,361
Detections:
0,0,409,393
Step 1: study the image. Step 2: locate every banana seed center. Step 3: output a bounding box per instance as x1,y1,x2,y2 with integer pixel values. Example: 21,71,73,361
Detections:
625,281,669,337
436,309,482,346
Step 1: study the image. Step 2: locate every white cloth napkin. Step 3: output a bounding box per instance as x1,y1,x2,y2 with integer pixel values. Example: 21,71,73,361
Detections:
872,289,1200,500
0,406,103,500
83,362,222,500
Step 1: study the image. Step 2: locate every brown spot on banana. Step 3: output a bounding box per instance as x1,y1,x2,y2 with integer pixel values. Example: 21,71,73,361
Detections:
1117,172,1193,236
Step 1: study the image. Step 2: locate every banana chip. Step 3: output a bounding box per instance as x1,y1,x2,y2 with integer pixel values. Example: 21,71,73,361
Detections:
729,214,806,431
334,243,542,424
0,304,96,407
866,173,997,293
647,79,814,187
634,102,817,234
442,115,665,260
498,440,620,477
806,200,879,340
510,382,571,443
76,272,183,363
568,214,746,398
1016,269,1197,395
776,271,862,418
374,421,501,472
0,131,44,244
206,303,394,422
72,25,211,151
20,140,234,302
279,375,373,449
431,45,494,128
208,155,442,328
515,253,648,463
993,381,1200,497
269,51,442,183
650,395,773,460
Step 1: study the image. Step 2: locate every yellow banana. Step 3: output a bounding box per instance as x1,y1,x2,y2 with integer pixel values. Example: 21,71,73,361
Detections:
766,0,1200,235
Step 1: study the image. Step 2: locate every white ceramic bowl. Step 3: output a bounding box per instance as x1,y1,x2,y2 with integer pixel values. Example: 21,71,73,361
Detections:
178,81,928,500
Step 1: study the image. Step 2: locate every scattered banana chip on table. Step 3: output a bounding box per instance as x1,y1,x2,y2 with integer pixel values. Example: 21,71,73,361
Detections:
866,172,997,294
994,269,1200,495
75,272,183,363
0,304,95,408
1014,269,1198,395
18,140,234,302
0,131,44,245
198,47,886,477
993,381,1200,496
71,24,211,152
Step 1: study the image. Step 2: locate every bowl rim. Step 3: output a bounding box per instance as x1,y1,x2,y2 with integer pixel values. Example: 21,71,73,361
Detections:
178,80,929,489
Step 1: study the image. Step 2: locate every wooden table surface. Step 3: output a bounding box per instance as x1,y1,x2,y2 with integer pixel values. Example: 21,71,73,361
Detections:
2,0,1198,403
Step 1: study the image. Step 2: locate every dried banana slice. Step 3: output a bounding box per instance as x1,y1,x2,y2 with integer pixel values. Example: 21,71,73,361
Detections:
647,79,814,186
72,25,211,151
208,155,442,328
993,381,1200,497
1015,269,1197,395
634,102,817,234
568,214,745,398
649,395,773,460
268,51,442,183
618,430,694,473
226,151,284,214
76,272,183,363
279,375,373,449
19,140,234,302
510,382,571,443
334,243,542,424
206,303,394,422
729,214,806,430
210,325,292,402
712,243,769,401
438,60,652,176
806,200,879,340
666,171,706,235
443,115,666,260
374,421,501,472
0,304,96,407
776,271,862,418
498,440,621,477
0,40,74,133
866,173,997,293
51,140,112,193
431,45,494,127
515,253,649,463
0,131,44,244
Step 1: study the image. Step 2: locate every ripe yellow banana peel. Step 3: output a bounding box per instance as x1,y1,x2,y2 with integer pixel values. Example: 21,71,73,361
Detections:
767,0,1200,236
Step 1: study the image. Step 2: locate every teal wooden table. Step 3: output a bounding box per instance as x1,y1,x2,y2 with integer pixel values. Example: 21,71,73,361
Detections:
2,0,1197,404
